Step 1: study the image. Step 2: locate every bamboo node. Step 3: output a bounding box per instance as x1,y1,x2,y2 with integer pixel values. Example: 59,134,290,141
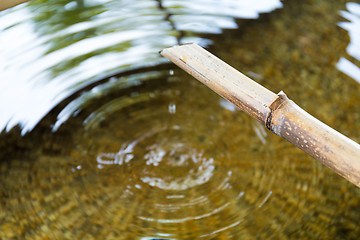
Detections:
265,91,288,131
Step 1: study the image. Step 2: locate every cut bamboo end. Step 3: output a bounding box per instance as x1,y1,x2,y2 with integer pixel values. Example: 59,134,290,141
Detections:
161,43,360,188
160,43,277,124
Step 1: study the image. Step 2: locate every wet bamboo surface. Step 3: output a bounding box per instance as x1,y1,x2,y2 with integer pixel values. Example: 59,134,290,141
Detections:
161,43,360,188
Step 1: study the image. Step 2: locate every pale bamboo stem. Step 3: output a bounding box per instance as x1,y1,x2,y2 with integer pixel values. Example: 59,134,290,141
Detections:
160,43,360,188
161,43,276,124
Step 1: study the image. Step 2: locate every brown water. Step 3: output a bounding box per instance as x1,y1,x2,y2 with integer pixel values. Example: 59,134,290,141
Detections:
1,0,360,239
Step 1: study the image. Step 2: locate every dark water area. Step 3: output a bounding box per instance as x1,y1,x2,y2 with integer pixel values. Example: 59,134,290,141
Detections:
1,0,360,239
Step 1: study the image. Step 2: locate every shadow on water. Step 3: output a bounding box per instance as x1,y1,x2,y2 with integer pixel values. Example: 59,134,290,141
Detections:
1,0,360,239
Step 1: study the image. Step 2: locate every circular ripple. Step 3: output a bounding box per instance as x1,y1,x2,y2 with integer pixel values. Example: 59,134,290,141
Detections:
60,72,299,238
1,70,356,239
93,124,218,195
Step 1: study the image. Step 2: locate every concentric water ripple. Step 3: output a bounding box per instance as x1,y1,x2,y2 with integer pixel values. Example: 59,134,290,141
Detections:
3,69,356,239
2,0,360,238
65,73,260,238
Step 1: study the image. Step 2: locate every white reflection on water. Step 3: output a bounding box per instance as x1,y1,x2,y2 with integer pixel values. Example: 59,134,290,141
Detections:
252,121,267,145
219,98,238,112
199,220,242,238
337,58,360,83
166,0,283,35
337,2,360,83
0,3,176,134
163,0,283,19
141,152,215,191
0,0,283,134
97,138,216,191
139,202,230,223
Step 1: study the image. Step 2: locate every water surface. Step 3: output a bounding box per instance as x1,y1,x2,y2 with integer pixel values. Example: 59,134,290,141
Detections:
1,0,360,239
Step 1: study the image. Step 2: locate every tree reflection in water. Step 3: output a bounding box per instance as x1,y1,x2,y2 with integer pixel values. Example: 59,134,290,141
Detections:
0,0,282,133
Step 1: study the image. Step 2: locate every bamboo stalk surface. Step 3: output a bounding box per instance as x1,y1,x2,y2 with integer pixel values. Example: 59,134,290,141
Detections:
161,43,360,188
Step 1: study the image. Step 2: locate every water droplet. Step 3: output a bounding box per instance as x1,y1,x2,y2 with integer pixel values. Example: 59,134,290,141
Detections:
168,103,176,114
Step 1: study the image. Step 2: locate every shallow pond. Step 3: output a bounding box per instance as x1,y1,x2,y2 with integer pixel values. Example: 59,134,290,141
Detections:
1,0,360,239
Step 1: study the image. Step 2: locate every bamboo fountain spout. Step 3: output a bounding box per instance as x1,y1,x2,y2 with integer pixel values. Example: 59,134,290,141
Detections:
160,43,360,188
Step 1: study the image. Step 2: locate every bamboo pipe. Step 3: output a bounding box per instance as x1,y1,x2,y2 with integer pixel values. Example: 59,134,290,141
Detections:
160,43,360,188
